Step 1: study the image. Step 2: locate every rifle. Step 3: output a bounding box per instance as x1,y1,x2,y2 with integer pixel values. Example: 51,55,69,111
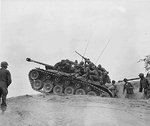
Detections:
118,77,140,83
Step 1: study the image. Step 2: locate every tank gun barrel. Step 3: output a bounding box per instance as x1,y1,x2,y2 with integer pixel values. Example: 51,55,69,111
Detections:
26,58,54,70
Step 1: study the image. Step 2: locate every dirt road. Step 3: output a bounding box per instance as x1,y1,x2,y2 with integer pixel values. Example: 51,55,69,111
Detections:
0,94,150,126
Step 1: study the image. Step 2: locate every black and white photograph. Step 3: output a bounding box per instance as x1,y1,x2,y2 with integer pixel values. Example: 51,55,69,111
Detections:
0,0,150,125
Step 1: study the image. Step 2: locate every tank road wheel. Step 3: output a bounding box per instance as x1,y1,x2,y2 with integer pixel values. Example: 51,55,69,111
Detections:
29,70,39,80
55,77,60,83
64,86,74,95
54,77,61,85
85,85,92,92
46,74,51,80
75,89,86,95
32,80,43,90
101,92,109,97
87,91,97,96
53,85,63,95
39,75,46,82
43,81,54,93
75,83,81,89
64,80,70,86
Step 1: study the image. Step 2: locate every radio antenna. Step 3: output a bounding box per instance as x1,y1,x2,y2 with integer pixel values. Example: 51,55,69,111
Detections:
95,38,111,65
82,40,90,61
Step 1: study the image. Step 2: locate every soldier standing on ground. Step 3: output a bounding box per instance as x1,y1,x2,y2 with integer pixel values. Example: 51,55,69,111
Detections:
139,73,149,99
0,61,12,112
123,78,134,98
109,80,118,98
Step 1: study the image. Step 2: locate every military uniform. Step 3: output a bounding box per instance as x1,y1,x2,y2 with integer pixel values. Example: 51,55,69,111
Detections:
109,80,118,98
102,72,111,84
123,79,134,98
0,62,12,109
139,73,149,99
89,69,99,81
82,66,90,80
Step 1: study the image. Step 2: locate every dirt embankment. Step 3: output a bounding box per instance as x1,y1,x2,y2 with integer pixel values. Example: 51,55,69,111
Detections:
0,94,150,126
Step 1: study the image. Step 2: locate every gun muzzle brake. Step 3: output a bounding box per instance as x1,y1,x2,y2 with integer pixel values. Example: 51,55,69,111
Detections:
26,58,31,62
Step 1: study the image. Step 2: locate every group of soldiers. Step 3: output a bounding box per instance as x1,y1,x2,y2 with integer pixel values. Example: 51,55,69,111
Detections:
109,73,150,99
50,58,150,99
53,58,111,85
0,58,150,113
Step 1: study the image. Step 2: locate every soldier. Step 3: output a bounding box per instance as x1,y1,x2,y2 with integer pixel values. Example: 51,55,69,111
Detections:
78,61,85,75
82,62,94,80
0,61,12,112
123,78,134,98
74,60,78,65
109,80,118,98
139,73,149,99
54,59,72,73
88,65,99,82
97,64,107,74
63,59,72,73
82,66,90,80
74,61,85,77
84,59,93,69
54,60,65,71
146,72,150,98
102,71,111,85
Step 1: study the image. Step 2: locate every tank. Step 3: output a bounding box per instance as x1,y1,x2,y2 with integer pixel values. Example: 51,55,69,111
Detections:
26,58,113,97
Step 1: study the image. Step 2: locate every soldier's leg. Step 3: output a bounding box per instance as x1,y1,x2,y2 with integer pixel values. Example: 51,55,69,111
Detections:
0,88,3,104
1,88,8,107
143,88,148,99
90,75,94,81
125,93,129,98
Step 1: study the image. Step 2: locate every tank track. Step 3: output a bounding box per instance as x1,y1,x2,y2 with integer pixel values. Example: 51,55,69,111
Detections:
28,68,113,97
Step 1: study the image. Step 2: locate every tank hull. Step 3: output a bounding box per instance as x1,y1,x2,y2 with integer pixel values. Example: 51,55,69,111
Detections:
28,68,113,97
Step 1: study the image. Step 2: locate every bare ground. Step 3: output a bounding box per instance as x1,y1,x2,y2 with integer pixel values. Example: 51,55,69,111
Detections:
0,94,150,126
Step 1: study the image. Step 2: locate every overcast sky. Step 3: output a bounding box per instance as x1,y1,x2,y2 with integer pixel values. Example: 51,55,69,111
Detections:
1,0,150,97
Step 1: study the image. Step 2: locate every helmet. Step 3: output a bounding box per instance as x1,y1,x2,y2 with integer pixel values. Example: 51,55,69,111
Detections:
123,78,128,82
138,73,144,77
112,80,115,83
1,61,8,67
79,61,84,65
75,60,78,64
98,64,101,68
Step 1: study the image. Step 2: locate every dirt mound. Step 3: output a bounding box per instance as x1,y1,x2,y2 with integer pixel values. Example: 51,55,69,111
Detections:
0,94,150,126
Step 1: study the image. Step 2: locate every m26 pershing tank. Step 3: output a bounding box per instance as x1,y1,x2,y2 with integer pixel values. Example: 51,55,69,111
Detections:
26,58,113,97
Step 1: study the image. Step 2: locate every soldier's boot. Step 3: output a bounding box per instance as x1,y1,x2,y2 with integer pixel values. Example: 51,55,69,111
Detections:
1,96,7,113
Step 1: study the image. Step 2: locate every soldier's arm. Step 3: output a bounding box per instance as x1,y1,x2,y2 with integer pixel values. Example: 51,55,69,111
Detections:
123,84,125,94
7,70,12,87
146,78,150,87
138,80,143,92
140,80,142,88
129,82,133,88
